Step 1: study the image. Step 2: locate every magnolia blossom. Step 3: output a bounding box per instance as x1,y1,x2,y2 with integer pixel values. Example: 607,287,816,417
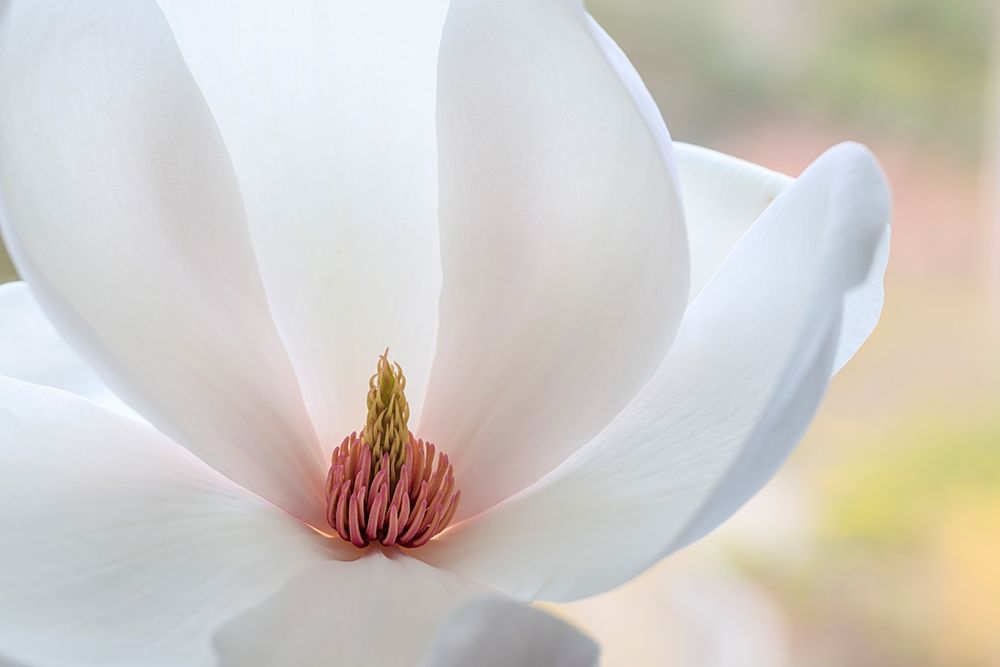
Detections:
0,1,890,666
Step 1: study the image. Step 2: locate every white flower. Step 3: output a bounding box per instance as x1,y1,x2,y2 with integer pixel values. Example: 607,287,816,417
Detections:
0,1,890,666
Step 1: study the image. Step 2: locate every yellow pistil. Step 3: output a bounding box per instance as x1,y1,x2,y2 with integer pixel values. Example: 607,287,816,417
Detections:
363,350,409,484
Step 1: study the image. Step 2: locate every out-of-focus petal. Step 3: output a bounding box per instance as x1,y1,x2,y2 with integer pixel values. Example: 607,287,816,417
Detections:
0,282,132,416
0,0,327,525
419,0,689,519
420,599,599,667
419,143,890,601
156,0,451,449
0,377,335,667
213,554,487,667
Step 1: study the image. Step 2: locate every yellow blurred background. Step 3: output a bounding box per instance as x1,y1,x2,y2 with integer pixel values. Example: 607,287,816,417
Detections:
2,1,998,665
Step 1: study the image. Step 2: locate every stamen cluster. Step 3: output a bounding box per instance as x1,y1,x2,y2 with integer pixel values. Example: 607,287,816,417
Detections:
324,351,460,548
325,432,460,548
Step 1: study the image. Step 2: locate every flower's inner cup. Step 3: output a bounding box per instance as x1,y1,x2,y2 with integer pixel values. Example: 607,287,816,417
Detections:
325,352,460,548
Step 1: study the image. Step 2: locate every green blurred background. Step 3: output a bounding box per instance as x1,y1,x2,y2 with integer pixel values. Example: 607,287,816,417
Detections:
2,1,999,665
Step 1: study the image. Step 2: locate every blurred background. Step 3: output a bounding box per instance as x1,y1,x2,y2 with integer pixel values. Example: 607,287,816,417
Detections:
550,1,1000,665
1,1,998,665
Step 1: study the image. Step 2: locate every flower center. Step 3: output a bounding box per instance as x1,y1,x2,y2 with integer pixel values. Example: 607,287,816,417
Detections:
325,351,460,548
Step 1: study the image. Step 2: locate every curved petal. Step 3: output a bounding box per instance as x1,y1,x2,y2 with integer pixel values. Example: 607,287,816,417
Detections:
0,377,336,667
0,281,133,416
156,1,451,449
673,143,791,299
419,143,890,601
834,223,890,374
0,0,327,524
213,554,488,667
419,1,689,519
674,142,890,372
584,13,680,190
421,599,599,667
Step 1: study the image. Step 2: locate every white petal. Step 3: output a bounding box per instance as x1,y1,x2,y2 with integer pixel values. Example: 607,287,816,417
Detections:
213,554,488,667
0,1,328,525
0,282,133,416
584,13,680,188
156,1,450,449
833,223,890,374
674,143,791,299
419,143,890,601
418,1,689,518
674,142,890,373
421,599,599,667
0,377,334,667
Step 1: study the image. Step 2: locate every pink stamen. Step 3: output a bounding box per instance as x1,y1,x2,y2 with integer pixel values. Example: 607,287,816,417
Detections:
325,432,460,549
